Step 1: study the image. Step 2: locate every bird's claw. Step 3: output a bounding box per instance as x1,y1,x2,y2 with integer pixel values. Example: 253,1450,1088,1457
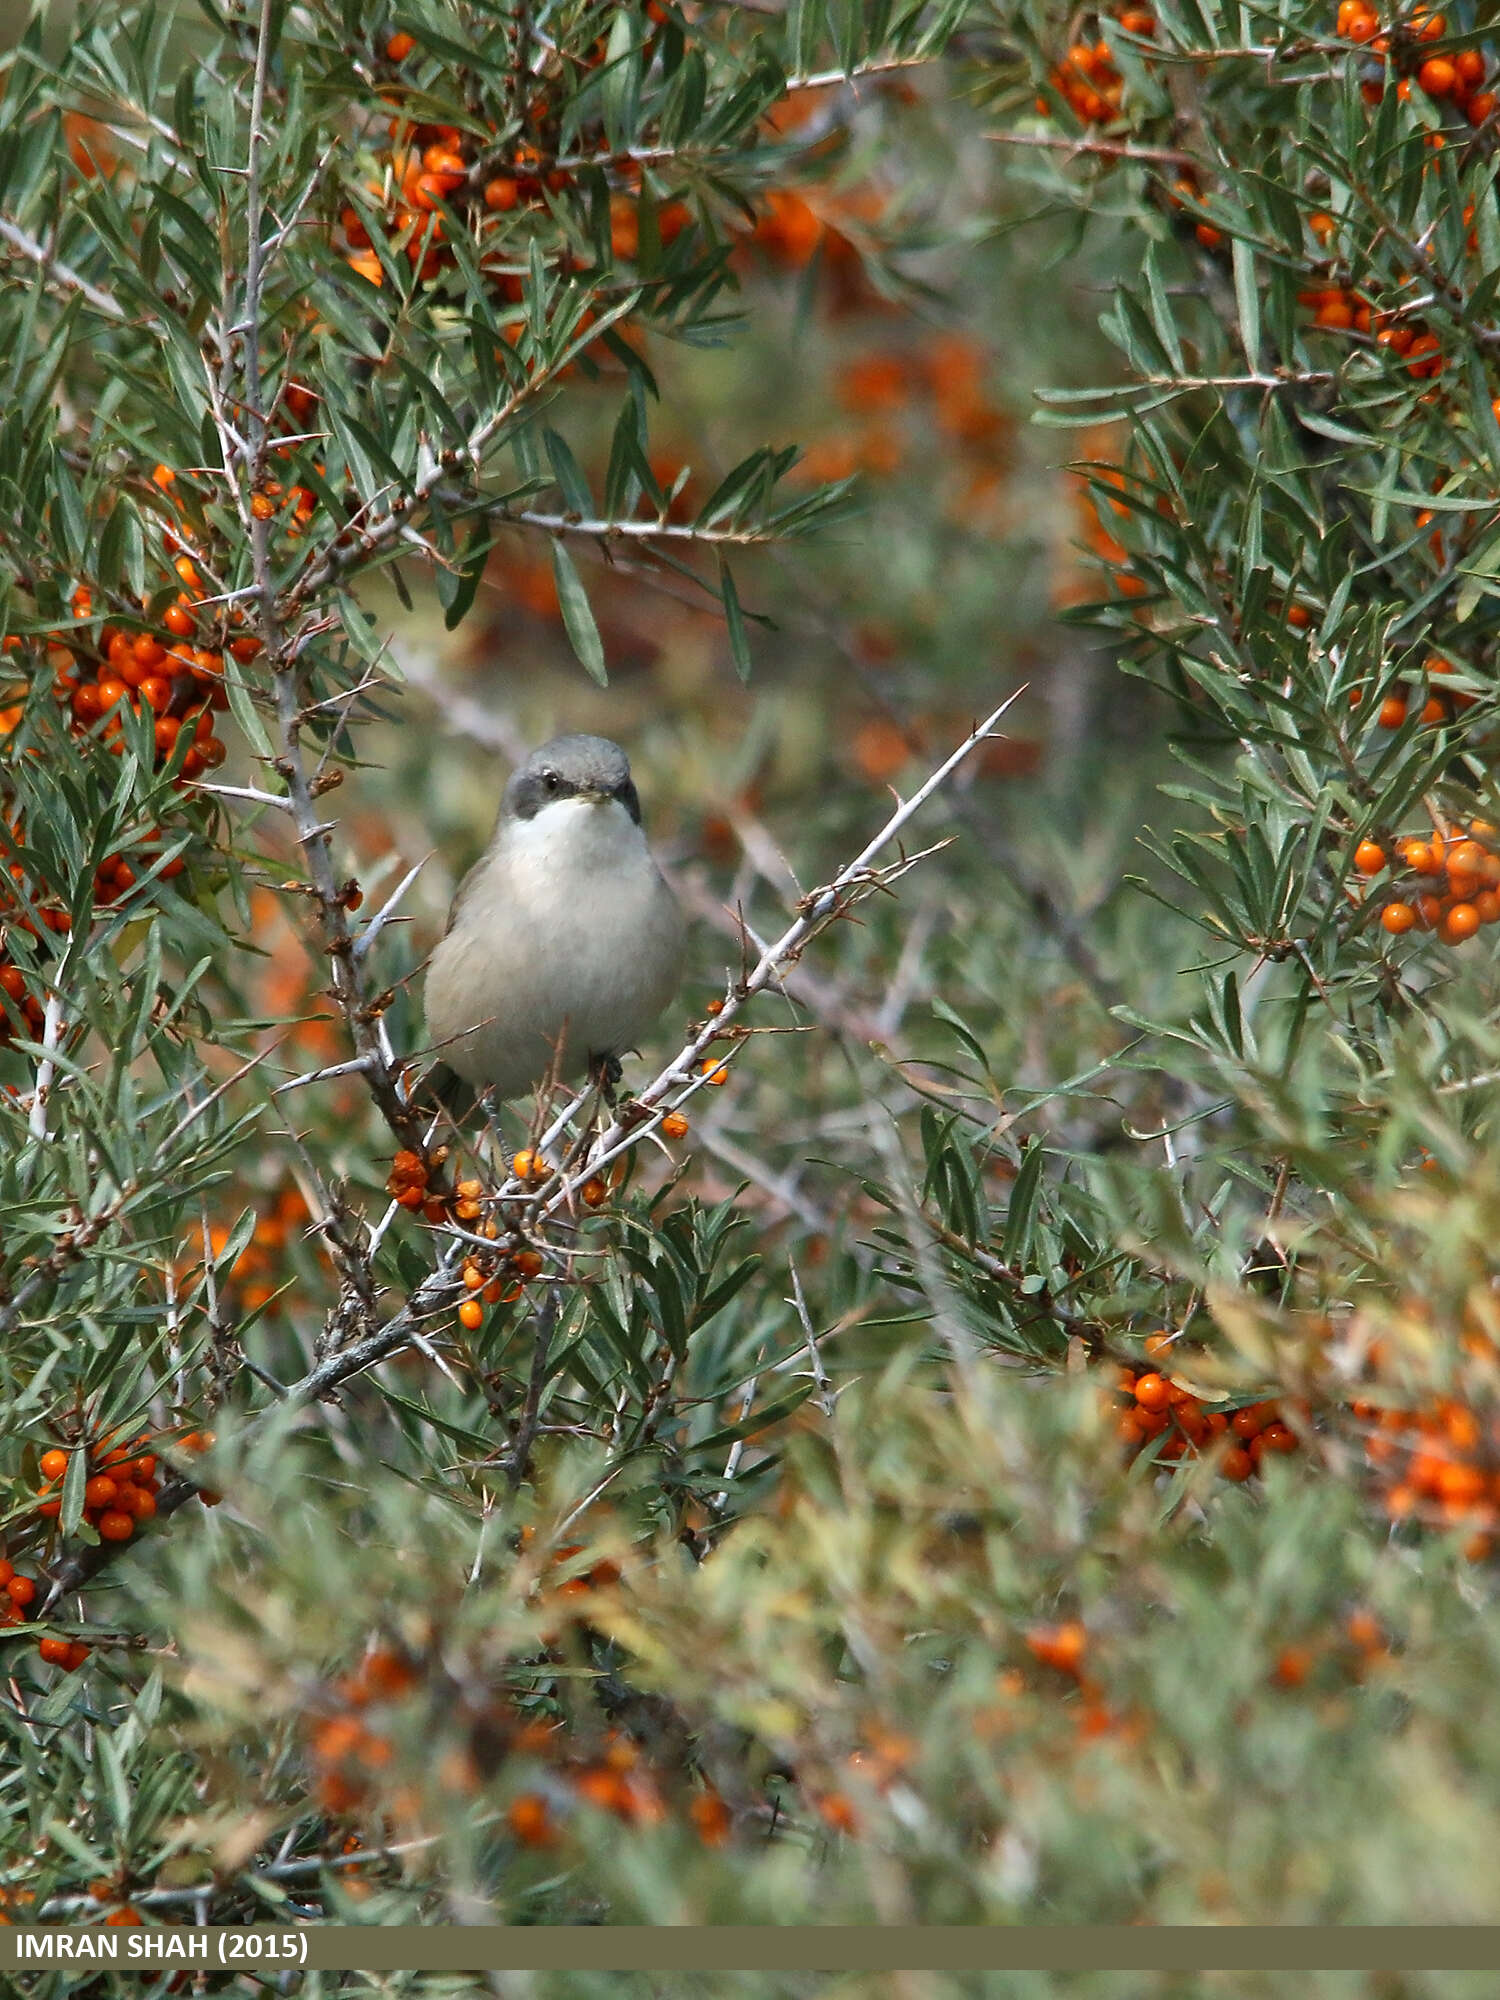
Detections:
588,1052,623,1106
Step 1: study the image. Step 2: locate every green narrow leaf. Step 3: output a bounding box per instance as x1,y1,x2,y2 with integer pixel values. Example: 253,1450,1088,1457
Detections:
719,557,751,681
550,539,607,684
59,1444,87,1538
1002,1140,1046,1265
442,519,491,632
1231,238,1260,366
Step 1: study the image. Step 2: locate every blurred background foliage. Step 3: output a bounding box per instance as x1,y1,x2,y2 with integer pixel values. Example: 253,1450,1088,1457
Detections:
4,0,1500,1980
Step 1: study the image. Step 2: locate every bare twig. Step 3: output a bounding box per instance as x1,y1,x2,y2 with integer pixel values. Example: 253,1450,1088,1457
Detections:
788,1261,835,1418
0,213,127,322
506,1286,562,1492
27,993,63,1144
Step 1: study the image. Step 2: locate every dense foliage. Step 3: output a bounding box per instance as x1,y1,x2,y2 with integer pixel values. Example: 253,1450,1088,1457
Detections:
3,0,1500,1982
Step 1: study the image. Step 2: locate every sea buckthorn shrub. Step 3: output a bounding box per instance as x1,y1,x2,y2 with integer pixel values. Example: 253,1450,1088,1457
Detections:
7,0,1500,1959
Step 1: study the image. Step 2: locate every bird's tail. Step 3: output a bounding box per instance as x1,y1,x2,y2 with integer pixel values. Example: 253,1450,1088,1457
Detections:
408,1058,479,1124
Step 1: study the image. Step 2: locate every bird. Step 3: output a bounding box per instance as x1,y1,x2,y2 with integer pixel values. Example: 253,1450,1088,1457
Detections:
423,733,686,1108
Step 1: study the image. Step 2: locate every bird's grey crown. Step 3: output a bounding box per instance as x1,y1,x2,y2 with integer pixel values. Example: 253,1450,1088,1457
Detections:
502,733,641,825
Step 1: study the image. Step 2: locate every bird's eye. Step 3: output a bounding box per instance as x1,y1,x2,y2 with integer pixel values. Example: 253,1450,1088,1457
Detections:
542,770,560,792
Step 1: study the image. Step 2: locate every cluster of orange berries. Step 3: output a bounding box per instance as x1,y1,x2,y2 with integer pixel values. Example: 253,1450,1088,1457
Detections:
341,89,689,301
342,117,534,289
1355,652,1476,733
306,1645,419,1817
1298,287,1445,376
1271,1608,1391,1689
1355,1391,1500,1556
1044,9,1156,124
0,1557,69,1646
1020,1621,1140,1741
457,1227,545,1332
206,1185,310,1314
1358,818,1500,944
1336,4,1496,121
385,1152,556,1327
1114,1337,1303,1481
508,1731,673,1848
0,950,50,1051
386,1145,443,1215
33,1438,162,1542
7,567,229,785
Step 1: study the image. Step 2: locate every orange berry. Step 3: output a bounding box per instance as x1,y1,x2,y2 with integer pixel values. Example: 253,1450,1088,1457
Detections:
1377,696,1408,729
700,1060,730,1086
1132,1372,1171,1412
37,1636,72,1666
458,1298,483,1331
386,30,416,61
580,1177,608,1208
1220,1446,1253,1481
1443,903,1480,944
1354,840,1386,875
691,1790,732,1846
660,1110,689,1140
484,176,519,211
97,1511,134,1542
83,1476,118,1509
507,1793,555,1845
817,1791,859,1835
510,1248,544,1280
1446,840,1487,876
6,1574,36,1606
1273,1644,1313,1687
1381,901,1417,935
1418,57,1455,97
38,1448,69,1481
1407,334,1443,379
1026,1621,1087,1672
1345,1609,1382,1652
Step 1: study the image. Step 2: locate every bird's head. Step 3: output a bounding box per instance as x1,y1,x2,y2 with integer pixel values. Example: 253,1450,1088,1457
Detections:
502,733,642,828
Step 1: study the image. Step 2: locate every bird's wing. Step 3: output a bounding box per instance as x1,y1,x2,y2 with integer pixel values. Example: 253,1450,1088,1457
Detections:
442,847,494,938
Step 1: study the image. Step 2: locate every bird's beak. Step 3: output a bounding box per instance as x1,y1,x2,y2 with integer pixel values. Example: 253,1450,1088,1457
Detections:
579,786,614,805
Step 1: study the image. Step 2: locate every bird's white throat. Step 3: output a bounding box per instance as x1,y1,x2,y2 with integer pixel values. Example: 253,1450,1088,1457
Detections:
498,793,651,899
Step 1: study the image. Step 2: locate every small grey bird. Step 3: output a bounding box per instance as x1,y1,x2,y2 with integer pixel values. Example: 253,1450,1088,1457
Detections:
424,734,686,1105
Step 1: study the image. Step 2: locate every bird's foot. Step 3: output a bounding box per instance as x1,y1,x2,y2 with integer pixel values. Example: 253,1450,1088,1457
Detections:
587,1052,623,1107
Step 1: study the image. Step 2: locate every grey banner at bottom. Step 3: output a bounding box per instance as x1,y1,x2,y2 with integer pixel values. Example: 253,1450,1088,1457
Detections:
2,1925,1500,1974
